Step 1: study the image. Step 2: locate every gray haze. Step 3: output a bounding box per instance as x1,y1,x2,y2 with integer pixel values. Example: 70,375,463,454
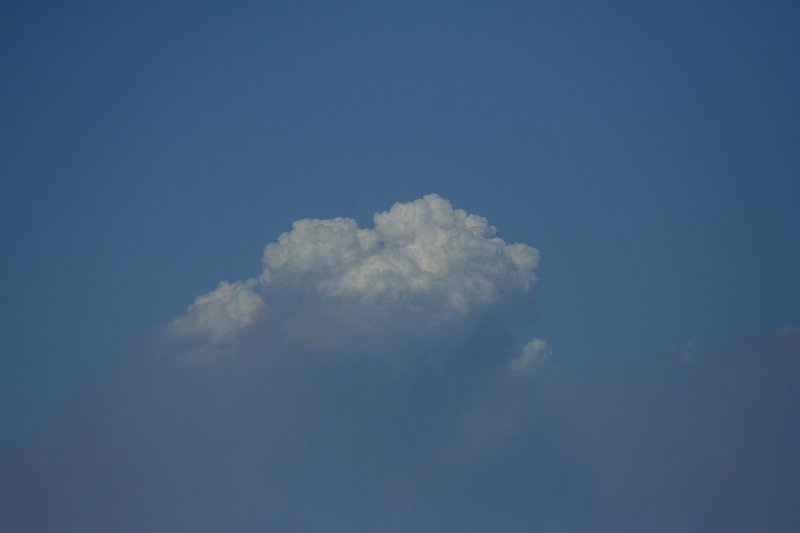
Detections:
2,197,798,532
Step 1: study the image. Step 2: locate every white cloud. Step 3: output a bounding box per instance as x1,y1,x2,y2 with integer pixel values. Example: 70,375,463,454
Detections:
171,279,264,341
172,194,540,342
509,338,551,371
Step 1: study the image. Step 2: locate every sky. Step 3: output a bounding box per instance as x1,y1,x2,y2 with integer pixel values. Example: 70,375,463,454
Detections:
1,1,799,531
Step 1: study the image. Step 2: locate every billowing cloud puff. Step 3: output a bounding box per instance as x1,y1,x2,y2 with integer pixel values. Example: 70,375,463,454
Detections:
172,194,539,342
171,280,264,341
509,337,551,371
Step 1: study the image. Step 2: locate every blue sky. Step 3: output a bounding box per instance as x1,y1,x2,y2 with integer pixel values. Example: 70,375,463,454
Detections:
1,2,799,530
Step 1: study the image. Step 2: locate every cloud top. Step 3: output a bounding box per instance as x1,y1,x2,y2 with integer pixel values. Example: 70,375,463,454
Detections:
173,194,539,341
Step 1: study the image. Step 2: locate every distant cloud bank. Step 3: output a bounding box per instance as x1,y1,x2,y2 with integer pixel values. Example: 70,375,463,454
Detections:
2,196,798,532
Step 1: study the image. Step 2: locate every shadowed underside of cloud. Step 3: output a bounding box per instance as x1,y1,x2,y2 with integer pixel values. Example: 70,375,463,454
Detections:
2,196,799,532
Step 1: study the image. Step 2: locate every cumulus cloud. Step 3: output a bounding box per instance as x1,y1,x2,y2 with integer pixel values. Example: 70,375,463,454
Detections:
171,194,539,344
172,279,264,341
508,337,551,371
2,195,799,533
